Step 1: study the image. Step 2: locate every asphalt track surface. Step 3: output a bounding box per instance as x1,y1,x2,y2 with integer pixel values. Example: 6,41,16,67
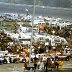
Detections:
0,60,72,72
0,2,72,20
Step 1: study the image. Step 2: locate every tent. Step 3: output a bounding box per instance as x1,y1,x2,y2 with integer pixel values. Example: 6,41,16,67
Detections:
37,25,45,30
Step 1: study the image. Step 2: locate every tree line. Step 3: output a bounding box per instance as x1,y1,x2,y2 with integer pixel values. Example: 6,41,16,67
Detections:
0,0,72,8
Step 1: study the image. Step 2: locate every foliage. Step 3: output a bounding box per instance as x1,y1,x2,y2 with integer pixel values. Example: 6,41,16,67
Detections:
42,0,52,6
0,0,72,8
53,0,71,8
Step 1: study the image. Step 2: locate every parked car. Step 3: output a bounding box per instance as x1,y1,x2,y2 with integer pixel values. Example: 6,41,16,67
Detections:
36,53,52,61
55,55,70,61
18,56,25,63
0,55,7,64
0,56,4,64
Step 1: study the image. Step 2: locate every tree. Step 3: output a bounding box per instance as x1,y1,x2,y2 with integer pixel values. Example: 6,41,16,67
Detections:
42,0,51,6
53,0,71,8
23,0,33,5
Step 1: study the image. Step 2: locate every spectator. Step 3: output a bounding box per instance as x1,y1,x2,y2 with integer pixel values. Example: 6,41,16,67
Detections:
34,56,37,69
39,60,44,70
9,57,12,63
24,59,27,70
44,62,48,72
54,60,59,71
51,58,55,68
37,60,40,69
44,58,49,72
59,59,64,70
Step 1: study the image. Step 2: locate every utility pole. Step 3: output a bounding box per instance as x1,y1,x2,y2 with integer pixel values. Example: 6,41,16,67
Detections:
29,0,36,66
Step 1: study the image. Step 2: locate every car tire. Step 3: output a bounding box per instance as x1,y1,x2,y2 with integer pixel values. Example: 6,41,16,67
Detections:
22,59,25,63
3,59,7,64
66,56,69,61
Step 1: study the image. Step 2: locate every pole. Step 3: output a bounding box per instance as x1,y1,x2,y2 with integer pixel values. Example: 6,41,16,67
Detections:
29,0,36,66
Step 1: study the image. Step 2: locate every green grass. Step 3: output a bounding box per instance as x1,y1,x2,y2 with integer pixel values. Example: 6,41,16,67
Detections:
0,21,31,31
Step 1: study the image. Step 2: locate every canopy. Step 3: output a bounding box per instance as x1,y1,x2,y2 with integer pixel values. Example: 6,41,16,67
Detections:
37,25,45,30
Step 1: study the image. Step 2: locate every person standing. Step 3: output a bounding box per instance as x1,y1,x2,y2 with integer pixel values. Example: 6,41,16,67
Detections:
55,60,59,71
39,60,44,70
44,61,48,72
59,59,64,70
34,56,37,70
9,57,12,63
24,59,27,70
37,60,40,69
44,58,49,72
